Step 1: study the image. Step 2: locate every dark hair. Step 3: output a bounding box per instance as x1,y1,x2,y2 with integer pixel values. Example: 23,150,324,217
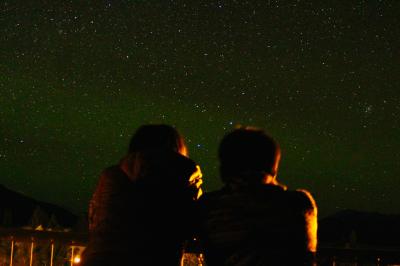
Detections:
219,127,280,183
128,124,186,154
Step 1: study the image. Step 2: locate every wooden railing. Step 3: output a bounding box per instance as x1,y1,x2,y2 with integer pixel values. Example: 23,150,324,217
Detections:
1,228,400,266
0,228,87,266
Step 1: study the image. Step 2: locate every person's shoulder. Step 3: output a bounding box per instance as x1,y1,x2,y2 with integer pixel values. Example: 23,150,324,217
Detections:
286,188,317,211
96,164,131,191
90,165,125,204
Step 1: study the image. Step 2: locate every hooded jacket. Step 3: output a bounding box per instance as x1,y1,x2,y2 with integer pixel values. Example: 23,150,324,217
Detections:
82,149,202,266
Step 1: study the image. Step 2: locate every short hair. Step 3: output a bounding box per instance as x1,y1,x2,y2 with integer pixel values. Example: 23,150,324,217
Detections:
128,124,186,154
219,127,280,183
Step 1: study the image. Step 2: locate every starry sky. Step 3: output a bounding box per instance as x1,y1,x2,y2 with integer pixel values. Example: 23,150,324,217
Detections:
1,1,399,218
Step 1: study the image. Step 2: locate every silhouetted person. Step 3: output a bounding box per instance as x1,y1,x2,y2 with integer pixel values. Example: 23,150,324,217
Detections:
82,124,202,266
199,127,317,266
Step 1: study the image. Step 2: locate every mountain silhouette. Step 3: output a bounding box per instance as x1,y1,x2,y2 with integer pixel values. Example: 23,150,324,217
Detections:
0,184,78,229
319,209,400,247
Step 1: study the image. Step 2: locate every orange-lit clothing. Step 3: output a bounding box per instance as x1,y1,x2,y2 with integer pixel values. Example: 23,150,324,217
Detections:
199,183,317,266
82,149,202,266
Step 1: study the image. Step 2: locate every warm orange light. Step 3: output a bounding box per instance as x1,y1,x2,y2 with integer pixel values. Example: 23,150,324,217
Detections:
297,189,318,252
306,209,318,252
189,165,203,199
180,145,188,157
298,189,318,252
73,255,81,264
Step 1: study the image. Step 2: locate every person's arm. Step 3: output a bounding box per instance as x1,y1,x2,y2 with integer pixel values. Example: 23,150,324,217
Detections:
296,189,318,252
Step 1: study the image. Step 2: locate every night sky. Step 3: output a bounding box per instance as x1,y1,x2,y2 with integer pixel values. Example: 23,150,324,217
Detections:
1,1,399,218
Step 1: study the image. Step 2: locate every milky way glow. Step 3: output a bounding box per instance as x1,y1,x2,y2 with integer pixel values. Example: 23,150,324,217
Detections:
1,1,399,217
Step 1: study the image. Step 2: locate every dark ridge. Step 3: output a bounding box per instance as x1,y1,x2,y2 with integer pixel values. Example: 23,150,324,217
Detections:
319,209,400,247
0,184,78,229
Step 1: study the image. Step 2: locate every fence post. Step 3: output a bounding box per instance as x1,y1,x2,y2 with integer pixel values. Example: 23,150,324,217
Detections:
70,246,75,266
29,240,34,266
50,241,54,266
9,239,14,266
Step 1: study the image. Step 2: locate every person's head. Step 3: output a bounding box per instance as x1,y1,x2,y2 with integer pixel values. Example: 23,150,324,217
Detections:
128,124,187,156
219,127,280,185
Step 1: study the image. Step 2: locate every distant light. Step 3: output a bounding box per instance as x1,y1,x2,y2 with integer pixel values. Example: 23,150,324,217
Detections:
74,256,81,264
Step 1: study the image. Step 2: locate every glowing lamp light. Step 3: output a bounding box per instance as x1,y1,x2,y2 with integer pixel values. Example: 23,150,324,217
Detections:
73,255,81,264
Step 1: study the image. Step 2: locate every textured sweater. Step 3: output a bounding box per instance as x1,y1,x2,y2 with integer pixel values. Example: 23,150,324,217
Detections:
199,183,317,266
